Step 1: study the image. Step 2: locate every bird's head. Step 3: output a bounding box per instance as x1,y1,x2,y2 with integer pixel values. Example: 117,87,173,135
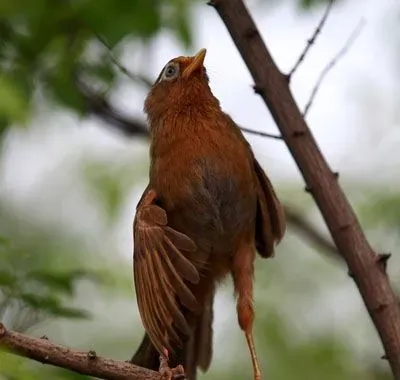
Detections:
144,48,220,121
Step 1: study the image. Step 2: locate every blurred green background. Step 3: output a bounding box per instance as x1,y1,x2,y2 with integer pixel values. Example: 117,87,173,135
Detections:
0,0,398,379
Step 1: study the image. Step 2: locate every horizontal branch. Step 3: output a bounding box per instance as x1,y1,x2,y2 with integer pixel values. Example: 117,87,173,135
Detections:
239,125,282,140
0,323,159,380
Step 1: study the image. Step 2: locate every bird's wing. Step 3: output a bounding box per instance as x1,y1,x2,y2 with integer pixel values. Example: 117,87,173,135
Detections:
133,188,200,354
253,158,286,258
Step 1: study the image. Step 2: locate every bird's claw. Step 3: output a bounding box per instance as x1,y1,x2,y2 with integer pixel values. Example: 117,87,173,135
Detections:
171,365,186,380
159,349,186,380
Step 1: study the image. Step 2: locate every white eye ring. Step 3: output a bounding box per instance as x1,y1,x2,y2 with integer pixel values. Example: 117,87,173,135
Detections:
162,62,179,81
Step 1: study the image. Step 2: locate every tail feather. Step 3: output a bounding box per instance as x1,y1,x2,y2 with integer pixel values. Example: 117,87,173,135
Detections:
130,333,160,371
195,290,213,371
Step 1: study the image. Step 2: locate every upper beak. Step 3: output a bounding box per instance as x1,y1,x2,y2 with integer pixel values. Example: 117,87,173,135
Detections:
182,48,207,78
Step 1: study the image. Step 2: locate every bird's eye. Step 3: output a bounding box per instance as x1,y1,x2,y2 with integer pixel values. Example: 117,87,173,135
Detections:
162,63,179,80
165,65,176,77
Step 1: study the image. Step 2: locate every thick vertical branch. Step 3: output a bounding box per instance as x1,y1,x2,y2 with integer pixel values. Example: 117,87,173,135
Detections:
208,0,400,378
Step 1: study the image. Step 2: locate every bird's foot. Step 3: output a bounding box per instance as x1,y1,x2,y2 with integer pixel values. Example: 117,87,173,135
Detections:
159,348,186,380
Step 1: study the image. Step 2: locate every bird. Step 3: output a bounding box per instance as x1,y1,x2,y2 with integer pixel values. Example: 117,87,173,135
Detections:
131,48,285,380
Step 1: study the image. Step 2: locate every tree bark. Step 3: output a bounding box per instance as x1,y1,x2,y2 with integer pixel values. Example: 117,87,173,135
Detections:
0,323,159,380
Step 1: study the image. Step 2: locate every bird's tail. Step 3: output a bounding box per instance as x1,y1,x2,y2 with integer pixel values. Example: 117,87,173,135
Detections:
131,293,214,380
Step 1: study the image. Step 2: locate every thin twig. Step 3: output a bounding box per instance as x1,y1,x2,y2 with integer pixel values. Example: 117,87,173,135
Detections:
302,19,366,117
288,0,334,79
239,126,282,140
96,35,153,88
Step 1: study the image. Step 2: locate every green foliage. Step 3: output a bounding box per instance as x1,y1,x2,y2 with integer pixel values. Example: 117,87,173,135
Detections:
298,0,341,8
0,0,349,136
0,353,44,380
82,160,130,224
0,181,136,333
0,0,195,132
0,74,29,124
0,233,93,328
359,191,400,230
27,269,94,296
81,154,149,224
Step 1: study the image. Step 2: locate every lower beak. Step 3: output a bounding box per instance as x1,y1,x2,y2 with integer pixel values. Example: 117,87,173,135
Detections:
183,48,207,78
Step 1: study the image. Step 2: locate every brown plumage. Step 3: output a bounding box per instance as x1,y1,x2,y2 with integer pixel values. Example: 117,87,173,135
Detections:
131,49,285,380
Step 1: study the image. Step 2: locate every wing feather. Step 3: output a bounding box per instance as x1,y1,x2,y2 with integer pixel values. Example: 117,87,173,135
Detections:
147,238,186,343
135,257,160,342
136,232,174,352
164,228,198,281
157,240,198,310
254,158,286,258
133,189,200,355
149,245,188,332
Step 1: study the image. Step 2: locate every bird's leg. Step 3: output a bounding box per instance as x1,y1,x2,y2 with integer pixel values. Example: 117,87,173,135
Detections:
231,244,261,380
159,348,186,380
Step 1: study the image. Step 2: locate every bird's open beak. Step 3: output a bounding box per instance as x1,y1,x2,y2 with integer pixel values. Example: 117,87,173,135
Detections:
182,48,207,78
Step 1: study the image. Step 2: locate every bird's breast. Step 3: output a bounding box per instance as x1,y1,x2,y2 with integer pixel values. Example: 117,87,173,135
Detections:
150,146,257,257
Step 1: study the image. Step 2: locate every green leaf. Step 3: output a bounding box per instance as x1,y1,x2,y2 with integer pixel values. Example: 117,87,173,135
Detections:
53,306,90,319
359,192,400,229
0,235,10,247
299,0,337,8
20,292,61,309
27,269,99,295
173,2,192,48
50,69,85,113
46,367,93,380
88,62,116,84
27,272,73,295
20,293,89,319
83,161,128,222
78,0,160,47
0,74,29,123
0,351,44,380
0,270,15,286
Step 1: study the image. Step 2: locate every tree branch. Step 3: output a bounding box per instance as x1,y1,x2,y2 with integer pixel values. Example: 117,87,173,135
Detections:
0,323,160,380
233,125,282,140
288,0,334,79
208,0,400,377
95,35,154,88
302,19,365,117
76,79,149,137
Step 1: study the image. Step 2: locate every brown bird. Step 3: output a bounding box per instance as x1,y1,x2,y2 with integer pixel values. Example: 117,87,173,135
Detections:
131,49,285,380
